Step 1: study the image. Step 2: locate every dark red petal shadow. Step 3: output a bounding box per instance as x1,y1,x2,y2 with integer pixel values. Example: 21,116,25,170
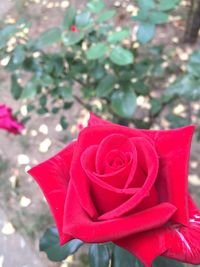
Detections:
63,182,176,243
28,142,76,245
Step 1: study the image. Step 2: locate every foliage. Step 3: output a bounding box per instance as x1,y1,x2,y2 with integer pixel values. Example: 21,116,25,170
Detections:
40,226,185,267
0,0,184,130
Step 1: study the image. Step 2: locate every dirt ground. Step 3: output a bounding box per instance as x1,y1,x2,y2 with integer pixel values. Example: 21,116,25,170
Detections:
0,1,200,267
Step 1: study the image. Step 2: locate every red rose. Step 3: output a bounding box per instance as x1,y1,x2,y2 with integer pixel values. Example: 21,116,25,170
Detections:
28,114,200,267
71,25,78,32
0,104,24,134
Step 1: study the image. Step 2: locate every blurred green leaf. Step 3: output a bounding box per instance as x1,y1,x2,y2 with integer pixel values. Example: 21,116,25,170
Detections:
0,24,18,39
21,81,37,99
96,74,116,97
86,43,108,60
11,74,23,100
51,107,60,114
110,47,134,65
149,11,168,24
153,256,184,267
112,245,144,267
137,0,155,11
97,10,116,22
108,29,130,43
89,244,110,267
158,0,180,11
37,107,48,115
137,23,155,44
60,116,68,129
59,87,72,99
40,226,83,262
13,45,25,65
75,11,92,28
111,89,137,118
133,81,149,96
62,6,76,29
166,76,200,100
150,98,162,115
187,50,200,77
87,0,105,13
39,95,47,106
62,31,84,46
37,28,61,48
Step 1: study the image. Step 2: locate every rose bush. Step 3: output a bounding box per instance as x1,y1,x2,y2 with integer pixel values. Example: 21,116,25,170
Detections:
28,114,200,267
0,104,24,134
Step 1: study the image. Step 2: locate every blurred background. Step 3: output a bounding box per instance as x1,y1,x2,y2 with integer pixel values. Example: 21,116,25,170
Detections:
0,0,200,266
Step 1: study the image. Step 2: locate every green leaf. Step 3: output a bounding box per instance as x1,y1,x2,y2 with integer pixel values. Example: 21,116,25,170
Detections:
60,116,68,130
111,89,137,118
87,0,105,13
108,29,130,43
21,81,37,99
109,47,134,66
59,87,72,99
137,0,155,11
0,24,18,39
166,75,200,100
97,10,116,22
13,45,25,65
11,74,23,100
150,98,162,115
39,95,47,106
86,43,108,60
75,11,92,28
37,28,61,48
62,6,76,29
133,81,149,95
149,11,168,24
153,256,184,267
89,244,110,267
137,23,155,44
132,10,149,23
62,31,84,46
159,0,180,11
40,227,83,262
112,245,143,267
37,107,48,115
96,74,116,97
187,50,200,77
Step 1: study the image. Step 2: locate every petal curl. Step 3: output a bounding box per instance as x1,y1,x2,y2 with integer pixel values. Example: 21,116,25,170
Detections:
28,142,75,245
63,182,176,243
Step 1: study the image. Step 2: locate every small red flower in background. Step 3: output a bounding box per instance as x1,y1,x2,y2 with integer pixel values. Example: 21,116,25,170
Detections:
77,122,84,131
0,104,24,134
71,25,78,32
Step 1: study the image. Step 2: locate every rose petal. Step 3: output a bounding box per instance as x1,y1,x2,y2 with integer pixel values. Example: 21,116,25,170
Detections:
95,134,137,175
116,195,200,267
63,182,176,243
81,145,135,190
98,137,158,220
28,142,76,245
71,125,152,218
142,125,195,225
88,113,110,127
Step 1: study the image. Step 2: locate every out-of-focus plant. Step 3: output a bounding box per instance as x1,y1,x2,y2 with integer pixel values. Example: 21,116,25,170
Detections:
0,0,184,131
134,0,180,44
